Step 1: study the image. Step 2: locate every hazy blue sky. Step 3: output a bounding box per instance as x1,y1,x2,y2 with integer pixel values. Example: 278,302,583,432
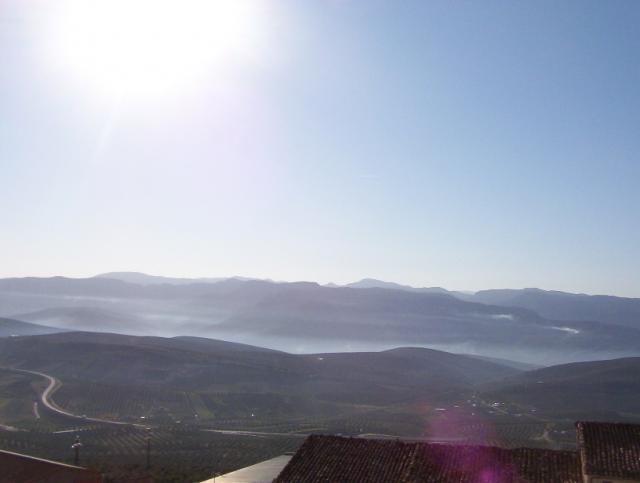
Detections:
1,1,639,296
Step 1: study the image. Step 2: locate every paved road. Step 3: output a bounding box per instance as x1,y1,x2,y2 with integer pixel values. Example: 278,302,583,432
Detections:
203,429,309,438
7,368,146,428
203,429,466,443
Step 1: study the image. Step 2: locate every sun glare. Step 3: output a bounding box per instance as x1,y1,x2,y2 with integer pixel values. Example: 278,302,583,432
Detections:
50,0,260,98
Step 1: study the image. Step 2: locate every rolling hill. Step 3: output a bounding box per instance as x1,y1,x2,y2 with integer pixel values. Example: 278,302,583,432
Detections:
480,356,640,420
0,331,518,393
0,332,521,430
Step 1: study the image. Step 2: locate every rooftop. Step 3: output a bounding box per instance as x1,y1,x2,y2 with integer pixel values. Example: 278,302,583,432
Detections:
274,435,582,483
0,449,102,483
577,421,640,479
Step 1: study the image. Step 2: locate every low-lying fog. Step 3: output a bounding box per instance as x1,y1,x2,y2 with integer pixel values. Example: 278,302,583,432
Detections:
3,278,640,368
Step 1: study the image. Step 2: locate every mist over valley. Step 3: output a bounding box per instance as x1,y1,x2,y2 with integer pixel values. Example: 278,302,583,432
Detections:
2,273,639,365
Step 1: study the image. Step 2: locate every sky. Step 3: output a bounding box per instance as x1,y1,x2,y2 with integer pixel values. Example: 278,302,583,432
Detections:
1,0,639,296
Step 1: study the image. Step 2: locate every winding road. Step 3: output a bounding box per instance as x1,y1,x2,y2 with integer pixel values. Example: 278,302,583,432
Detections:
202,429,467,443
6,368,145,428
3,368,497,443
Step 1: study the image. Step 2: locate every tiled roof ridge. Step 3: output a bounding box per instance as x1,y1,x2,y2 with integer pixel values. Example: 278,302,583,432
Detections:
0,448,92,470
0,449,102,483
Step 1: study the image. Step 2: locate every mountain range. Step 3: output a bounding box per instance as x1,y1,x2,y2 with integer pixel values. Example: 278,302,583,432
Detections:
0,273,638,365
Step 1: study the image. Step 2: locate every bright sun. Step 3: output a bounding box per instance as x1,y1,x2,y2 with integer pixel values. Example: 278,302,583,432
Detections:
50,0,260,98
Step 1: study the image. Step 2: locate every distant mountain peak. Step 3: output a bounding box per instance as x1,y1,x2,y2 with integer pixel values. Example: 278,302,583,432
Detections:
346,278,451,295
94,272,226,286
0,317,67,337
94,272,272,286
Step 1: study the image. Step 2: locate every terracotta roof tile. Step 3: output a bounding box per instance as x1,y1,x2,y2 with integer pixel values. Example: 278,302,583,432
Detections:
274,435,582,483
577,421,640,479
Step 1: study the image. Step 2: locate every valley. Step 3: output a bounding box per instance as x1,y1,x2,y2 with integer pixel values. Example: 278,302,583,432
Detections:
0,275,639,481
